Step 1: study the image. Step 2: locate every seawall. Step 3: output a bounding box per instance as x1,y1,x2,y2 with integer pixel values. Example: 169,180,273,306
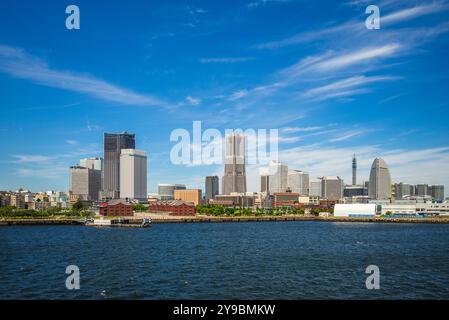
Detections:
1,215,449,226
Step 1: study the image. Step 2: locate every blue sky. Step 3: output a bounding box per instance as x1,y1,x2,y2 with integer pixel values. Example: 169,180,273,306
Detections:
0,0,448,195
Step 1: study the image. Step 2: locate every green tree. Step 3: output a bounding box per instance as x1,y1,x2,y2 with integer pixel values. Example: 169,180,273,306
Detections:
72,199,84,211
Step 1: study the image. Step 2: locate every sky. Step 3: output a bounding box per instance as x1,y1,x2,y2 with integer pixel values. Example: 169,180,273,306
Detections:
0,0,448,196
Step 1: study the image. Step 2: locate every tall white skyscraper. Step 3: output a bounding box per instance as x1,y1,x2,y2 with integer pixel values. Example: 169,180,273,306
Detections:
119,149,147,201
368,158,392,200
287,170,309,195
268,161,288,193
222,133,247,195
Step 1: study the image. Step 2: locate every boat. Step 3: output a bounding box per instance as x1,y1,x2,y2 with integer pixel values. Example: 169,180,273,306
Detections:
85,218,152,228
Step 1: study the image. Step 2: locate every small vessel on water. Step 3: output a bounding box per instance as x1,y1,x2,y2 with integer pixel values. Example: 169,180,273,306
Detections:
85,217,152,228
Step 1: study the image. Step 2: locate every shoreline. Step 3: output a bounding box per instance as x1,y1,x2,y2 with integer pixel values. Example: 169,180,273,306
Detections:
2,215,449,226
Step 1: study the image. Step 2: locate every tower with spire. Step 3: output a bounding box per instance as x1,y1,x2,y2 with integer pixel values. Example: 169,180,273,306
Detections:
352,154,357,186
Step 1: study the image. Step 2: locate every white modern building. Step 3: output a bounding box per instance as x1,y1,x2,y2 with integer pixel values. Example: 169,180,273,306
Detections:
334,204,377,217
381,204,416,215
368,158,392,200
287,170,309,195
268,161,288,193
119,149,147,201
416,202,449,215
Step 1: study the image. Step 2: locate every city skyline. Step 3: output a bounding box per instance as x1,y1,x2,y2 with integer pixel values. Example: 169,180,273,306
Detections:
1,1,449,194
5,129,446,200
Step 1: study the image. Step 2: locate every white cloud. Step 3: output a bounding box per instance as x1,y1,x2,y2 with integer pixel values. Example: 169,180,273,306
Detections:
257,2,449,49
329,129,371,142
280,126,323,133
248,0,291,9
186,96,201,106
199,57,254,63
283,44,402,79
65,139,78,146
0,45,167,107
303,75,398,97
382,2,449,25
228,89,249,101
12,155,55,164
301,75,399,101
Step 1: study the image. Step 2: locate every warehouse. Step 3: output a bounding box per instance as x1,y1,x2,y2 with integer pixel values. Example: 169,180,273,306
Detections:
334,204,377,217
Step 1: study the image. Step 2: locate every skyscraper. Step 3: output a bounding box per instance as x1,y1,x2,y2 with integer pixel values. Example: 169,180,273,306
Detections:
80,157,103,171
101,132,135,199
268,161,288,193
287,170,309,195
394,182,411,200
352,154,357,186
368,158,392,200
416,184,429,197
429,185,445,202
321,176,343,200
205,176,219,200
222,133,247,195
69,166,101,201
260,175,270,193
119,149,147,201
309,178,323,197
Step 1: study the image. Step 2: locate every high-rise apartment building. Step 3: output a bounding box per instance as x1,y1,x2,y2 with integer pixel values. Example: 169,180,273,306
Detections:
287,170,309,195
101,132,135,199
222,133,247,195
416,184,429,197
205,176,219,200
394,183,411,200
119,149,147,201
429,185,445,202
368,158,392,200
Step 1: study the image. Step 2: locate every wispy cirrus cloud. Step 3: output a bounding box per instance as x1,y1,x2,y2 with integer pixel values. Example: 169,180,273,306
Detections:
257,2,449,49
248,0,292,9
382,2,449,25
185,96,201,106
0,45,168,107
65,140,79,146
12,155,55,164
228,89,249,101
329,129,372,142
199,57,254,63
302,75,400,101
281,44,402,79
280,126,324,133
